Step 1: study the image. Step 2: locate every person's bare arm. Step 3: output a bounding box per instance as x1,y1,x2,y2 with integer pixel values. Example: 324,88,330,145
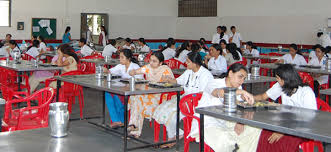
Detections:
211,88,255,104
254,93,269,101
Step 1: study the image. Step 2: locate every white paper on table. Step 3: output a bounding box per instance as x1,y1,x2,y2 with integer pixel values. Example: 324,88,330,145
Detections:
46,27,53,35
32,26,40,32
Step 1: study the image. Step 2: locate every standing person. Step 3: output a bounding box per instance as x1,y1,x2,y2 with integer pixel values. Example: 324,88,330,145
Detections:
212,26,229,44
1,34,12,46
79,38,94,57
162,39,176,60
86,26,93,45
153,52,214,148
128,51,174,138
137,38,150,53
229,26,242,48
37,36,47,59
104,49,143,128
204,44,228,75
99,26,108,47
62,26,72,44
277,43,307,66
102,39,117,57
317,32,331,48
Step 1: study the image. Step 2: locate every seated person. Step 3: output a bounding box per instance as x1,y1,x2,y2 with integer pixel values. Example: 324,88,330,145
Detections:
254,64,317,152
137,38,150,53
308,45,328,95
26,40,40,58
276,43,307,66
243,41,259,57
224,43,241,65
102,39,117,57
79,38,94,57
204,44,227,75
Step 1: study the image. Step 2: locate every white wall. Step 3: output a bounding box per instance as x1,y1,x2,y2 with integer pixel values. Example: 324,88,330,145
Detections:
0,0,177,40
175,0,331,44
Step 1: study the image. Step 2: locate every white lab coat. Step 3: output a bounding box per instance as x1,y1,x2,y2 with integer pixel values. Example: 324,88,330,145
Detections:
281,54,307,66
123,44,135,50
309,51,316,60
319,34,331,47
162,47,176,60
86,30,92,44
137,45,150,53
26,47,40,58
266,82,317,110
109,62,143,79
308,56,328,84
212,33,229,44
243,49,259,57
229,32,242,48
208,55,227,75
81,45,94,57
176,49,190,63
102,44,117,57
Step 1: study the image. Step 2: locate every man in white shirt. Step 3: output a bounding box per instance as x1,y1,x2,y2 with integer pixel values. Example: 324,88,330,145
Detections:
229,26,242,48
102,39,117,57
79,38,94,57
317,32,331,47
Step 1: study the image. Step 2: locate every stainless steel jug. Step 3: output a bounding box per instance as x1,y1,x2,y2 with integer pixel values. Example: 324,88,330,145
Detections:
49,102,69,138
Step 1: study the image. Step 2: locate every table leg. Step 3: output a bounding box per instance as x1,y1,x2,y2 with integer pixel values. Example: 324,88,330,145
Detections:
124,95,128,152
102,91,106,125
176,91,180,151
200,114,204,152
56,80,61,102
17,71,22,91
323,142,331,152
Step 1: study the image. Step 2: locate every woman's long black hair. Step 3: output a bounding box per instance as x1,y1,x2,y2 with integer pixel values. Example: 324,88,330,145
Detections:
65,26,71,33
27,40,40,51
289,43,302,55
220,63,248,78
274,64,308,96
226,43,240,60
151,51,165,63
246,41,257,49
59,44,79,62
120,49,138,64
101,26,108,36
176,41,190,58
38,35,47,45
162,39,176,52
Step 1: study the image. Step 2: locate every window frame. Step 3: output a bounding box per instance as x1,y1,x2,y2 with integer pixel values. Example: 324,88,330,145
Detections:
0,0,11,27
178,0,217,17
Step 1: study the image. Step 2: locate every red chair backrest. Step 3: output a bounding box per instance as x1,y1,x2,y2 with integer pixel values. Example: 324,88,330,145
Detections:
298,72,314,90
269,52,282,56
22,54,36,61
316,98,331,112
81,54,104,59
164,59,186,69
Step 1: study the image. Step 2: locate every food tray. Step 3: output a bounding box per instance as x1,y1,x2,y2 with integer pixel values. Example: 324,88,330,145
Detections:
275,63,296,66
237,101,279,109
120,78,149,84
299,65,321,69
148,82,181,88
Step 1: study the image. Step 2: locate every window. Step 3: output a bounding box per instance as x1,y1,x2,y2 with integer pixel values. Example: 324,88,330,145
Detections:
0,0,10,26
178,0,217,17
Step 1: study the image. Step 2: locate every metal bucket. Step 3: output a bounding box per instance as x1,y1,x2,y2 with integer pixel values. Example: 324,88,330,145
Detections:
223,87,237,113
251,65,260,77
105,56,111,62
49,102,69,138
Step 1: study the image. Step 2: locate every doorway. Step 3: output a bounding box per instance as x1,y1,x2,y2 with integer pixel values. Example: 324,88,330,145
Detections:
81,13,108,45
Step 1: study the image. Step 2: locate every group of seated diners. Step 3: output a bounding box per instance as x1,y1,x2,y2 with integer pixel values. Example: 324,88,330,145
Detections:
0,35,327,151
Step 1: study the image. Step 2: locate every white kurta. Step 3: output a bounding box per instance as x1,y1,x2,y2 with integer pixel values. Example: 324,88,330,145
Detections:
208,55,227,75
109,62,143,79
212,33,229,44
266,82,317,110
319,34,331,47
281,54,307,66
123,44,135,50
137,45,150,53
102,44,117,57
229,32,242,48
176,49,190,63
308,56,328,84
162,47,176,60
39,42,47,52
309,51,317,60
189,78,261,152
26,47,40,58
153,66,214,138
9,47,21,58
81,45,94,57
243,49,259,57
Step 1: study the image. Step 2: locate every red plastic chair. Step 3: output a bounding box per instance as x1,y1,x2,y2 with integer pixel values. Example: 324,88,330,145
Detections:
22,54,36,61
179,93,214,152
319,79,329,104
1,87,55,132
45,71,85,119
1,85,28,101
80,55,104,74
298,72,314,90
300,98,330,152
164,59,187,69
0,68,30,94
144,51,153,63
